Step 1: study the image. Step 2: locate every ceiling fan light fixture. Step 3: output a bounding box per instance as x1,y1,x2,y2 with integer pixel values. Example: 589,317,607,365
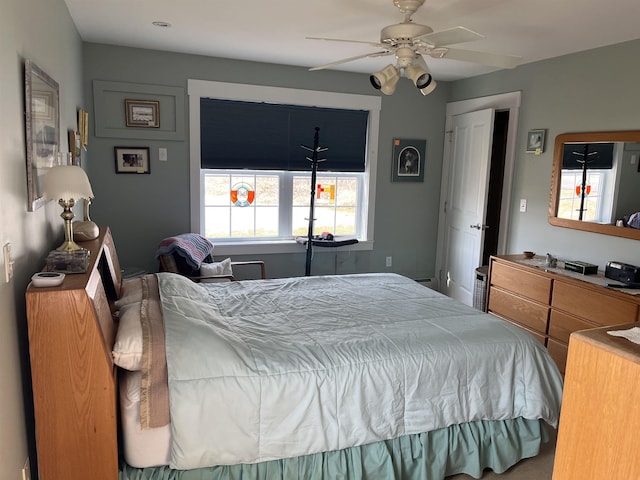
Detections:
418,79,437,96
405,64,432,89
405,55,435,92
370,64,400,95
416,73,433,89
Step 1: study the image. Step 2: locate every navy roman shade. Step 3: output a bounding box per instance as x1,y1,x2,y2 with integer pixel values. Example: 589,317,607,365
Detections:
200,99,368,172
562,143,614,170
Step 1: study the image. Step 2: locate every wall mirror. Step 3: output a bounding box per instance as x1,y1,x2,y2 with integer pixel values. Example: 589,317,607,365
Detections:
25,59,60,211
549,131,640,240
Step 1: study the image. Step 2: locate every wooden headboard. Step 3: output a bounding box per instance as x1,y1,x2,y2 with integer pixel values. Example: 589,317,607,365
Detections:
26,227,123,480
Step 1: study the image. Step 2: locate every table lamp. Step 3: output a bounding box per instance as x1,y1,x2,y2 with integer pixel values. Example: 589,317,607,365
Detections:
43,165,94,251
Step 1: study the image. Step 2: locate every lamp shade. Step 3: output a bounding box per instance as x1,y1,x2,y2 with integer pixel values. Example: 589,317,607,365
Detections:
43,165,94,201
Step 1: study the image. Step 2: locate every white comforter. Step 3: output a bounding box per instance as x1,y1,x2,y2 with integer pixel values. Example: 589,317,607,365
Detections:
157,272,563,469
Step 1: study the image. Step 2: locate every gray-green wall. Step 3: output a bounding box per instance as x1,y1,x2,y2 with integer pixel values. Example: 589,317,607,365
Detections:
450,39,640,269
83,43,450,278
84,39,640,279
1,0,83,477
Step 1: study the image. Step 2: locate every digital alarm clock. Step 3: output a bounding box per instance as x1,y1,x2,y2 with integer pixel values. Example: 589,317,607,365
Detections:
31,272,65,287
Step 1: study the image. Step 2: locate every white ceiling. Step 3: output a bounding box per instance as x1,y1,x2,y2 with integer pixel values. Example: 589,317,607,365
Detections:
64,0,640,82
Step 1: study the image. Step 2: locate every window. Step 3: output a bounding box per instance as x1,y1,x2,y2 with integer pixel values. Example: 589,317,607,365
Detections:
558,142,620,223
202,170,362,240
558,169,610,222
188,80,381,254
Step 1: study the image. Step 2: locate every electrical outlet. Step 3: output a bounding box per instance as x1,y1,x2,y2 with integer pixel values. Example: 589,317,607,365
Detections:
386,256,392,267
22,457,31,480
3,242,13,283
519,199,527,213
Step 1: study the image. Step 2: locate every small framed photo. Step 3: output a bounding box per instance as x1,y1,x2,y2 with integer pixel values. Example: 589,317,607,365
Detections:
392,138,426,182
526,129,546,153
125,99,160,128
114,146,150,174
68,130,81,166
78,108,89,147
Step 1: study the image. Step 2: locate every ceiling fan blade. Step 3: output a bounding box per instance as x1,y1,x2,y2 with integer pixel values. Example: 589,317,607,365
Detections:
415,26,485,47
306,36,386,49
430,46,522,69
309,51,393,71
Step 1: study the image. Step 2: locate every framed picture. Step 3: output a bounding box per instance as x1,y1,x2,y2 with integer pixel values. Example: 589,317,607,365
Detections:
32,91,54,120
125,99,160,128
526,129,546,153
392,138,426,182
114,147,151,174
78,108,89,148
24,60,60,211
68,130,81,166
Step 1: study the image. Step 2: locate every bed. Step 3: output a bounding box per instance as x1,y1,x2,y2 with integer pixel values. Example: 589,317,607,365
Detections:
26,229,562,480
112,269,563,479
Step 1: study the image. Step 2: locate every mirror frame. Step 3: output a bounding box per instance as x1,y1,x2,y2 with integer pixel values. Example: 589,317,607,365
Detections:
549,130,640,241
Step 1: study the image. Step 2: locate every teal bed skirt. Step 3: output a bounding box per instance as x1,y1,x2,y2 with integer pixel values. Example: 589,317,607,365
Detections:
119,417,549,480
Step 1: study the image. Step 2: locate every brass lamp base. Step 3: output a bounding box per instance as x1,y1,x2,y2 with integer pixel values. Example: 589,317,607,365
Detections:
56,239,84,252
56,198,84,252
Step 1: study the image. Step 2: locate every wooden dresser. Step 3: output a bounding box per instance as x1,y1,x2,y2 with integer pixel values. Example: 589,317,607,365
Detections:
26,228,122,480
553,324,640,478
487,254,640,372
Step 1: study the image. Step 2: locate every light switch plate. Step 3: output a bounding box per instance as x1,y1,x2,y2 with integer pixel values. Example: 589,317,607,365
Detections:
3,242,13,283
519,199,527,212
159,147,167,161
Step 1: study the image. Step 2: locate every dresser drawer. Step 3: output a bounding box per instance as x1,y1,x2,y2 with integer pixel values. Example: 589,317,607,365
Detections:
490,261,552,304
508,321,547,345
552,281,639,326
549,310,598,344
547,338,568,374
488,287,550,335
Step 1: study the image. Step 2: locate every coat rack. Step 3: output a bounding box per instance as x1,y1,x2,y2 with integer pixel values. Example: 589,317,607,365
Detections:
301,127,328,276
571,144,598,221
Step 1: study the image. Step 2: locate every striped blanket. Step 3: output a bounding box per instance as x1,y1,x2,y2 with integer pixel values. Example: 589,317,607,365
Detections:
155,233,214,270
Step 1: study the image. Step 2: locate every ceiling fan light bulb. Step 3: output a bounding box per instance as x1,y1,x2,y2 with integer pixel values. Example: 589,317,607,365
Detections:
370,75,382,90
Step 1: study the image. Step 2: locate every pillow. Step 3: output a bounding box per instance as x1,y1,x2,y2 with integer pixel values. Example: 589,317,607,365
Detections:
199,258,233,283
115,277,145,309
112,302,143,371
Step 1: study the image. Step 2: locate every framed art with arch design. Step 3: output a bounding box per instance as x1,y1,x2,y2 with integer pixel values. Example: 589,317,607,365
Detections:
392,138,426,182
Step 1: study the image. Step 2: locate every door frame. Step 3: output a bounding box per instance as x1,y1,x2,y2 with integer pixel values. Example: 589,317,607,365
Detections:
434,91,521,291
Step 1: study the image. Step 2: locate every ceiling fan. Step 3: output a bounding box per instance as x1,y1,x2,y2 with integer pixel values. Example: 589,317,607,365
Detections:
308,0,522,95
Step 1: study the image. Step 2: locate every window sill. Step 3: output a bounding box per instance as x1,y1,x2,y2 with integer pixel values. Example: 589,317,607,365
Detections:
211,239,374,256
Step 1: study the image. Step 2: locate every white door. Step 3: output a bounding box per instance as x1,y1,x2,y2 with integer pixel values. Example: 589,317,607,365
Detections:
440,108,495,305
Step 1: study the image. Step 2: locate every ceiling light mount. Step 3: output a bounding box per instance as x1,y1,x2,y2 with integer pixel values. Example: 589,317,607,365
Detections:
395,46,415,68
393,0,426,17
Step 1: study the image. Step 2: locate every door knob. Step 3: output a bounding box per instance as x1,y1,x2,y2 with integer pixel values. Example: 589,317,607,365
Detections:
469,224,489,230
